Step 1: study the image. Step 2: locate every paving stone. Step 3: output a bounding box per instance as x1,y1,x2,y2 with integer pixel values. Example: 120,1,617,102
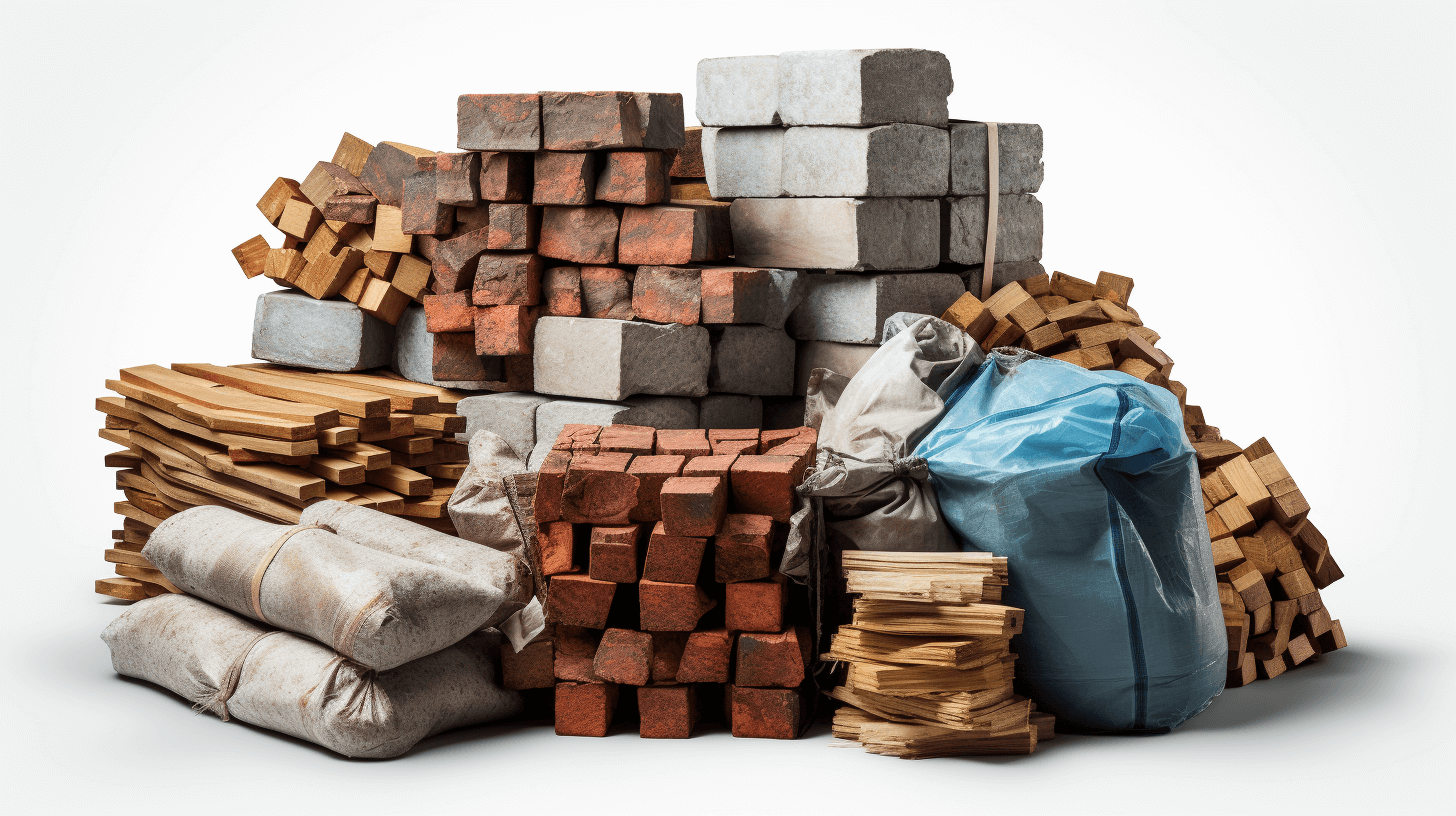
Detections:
793,340,878,396
776,49,952,127
946,194,1044,265
782,124,949,197
696,55,781,127
709,326,795,396
252,291,393,372
786,272,964,344
393,304,504,387
702,127,784,198
730,197,939,271
698,394,763,430
527,394,699,470
457,94,541,152
949,122,1044,195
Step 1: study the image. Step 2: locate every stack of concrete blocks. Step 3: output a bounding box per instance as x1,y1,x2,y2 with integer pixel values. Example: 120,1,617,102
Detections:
696,49,1047,390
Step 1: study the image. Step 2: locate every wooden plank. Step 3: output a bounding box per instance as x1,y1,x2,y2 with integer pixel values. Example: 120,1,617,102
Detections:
414,413,467,433
240,364,442,413
98,396,318,457
365,465,433,497
171,363,390,418
96,577,148,602
349,485,405,513
323,441,393,470
320,426,360,445
114,563,183,594
119,364,337,425
115,501,167,528
107,378,317,440
305,456,367,486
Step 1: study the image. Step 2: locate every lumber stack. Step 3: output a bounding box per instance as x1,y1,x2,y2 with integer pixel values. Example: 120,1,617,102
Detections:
95,364,469,602
497,423,817,739
826,552,1051,758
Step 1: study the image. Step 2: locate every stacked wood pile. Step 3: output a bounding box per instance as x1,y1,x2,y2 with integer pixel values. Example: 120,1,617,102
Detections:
95,364,469,601
826,552,1051,758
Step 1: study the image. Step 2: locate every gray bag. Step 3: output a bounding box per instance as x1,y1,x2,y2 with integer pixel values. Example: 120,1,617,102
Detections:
102,594,521,758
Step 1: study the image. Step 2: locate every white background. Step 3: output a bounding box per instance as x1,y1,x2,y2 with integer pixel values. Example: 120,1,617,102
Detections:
2,1,1452,813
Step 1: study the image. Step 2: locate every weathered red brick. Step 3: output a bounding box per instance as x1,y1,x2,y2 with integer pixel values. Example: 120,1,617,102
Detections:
554,625,602,682
651,632,689,682
452,203,491,234
500,639,554,690
660,476,727,537
735,627,809,688
457,94,541,152
474,305,536,356
547,574,617,628
430,151,480,206
683,454,738,481
486,203,539,250
627,455,685,523
715,513,775,583
599,425,656,455
670,127,705,177
637,684,696,739
729,685,804,740
542,266,583,316
708,428,760,442
700,267,774,324
554,424,603,451
473,252,542,306
555,681,617,737
588,524,642,583
725,576,787,633
359,141,434,207
676,628,733,683
596,150,671,205
632,266,702,325
423,291,479,333
592,628,653,685
639,579,717,631
433,227,492,292
535,449,571,522
322,194,377,224
541,92,645,151
432,331,497,382
538,521,576,575
730,455,807,523
478,151,533,202
533,152,595,206
562,453,639,525
642,522,705,583
655,429,712,460
617,201,731,265
538,207,619,264
712,438,759,457
580,266,634,319
759,427,815,454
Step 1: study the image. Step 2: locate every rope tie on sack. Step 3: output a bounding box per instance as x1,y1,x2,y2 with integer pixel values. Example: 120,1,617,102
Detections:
249,524,327,623
196,630,282,721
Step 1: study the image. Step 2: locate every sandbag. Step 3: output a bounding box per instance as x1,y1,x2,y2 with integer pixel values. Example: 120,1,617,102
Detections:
102,594,521,758
144,502,531,670
916,349,1225,732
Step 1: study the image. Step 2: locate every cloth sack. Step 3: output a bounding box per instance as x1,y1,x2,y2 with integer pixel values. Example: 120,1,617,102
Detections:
916,349,1226,732
102,594,521,758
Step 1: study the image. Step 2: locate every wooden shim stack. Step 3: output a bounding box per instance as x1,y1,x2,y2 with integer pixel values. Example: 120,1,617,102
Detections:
826,552,1052,758
96,364,470,601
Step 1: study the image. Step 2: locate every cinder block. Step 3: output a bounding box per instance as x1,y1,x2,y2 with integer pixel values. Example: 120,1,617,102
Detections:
393,304,503,388
533,317,710,402
252,291,393,372
730,198,939,271
709,326,795,396
786,273,965,344
949,122,1044,195
458,94,542,152
632,266,701,325
698,394,763,430
702,127,784,198
527,395,699,470
794,340,878,396
946,195,1044,264
696,55,780,127
454,392,551,460
783,124,948,197
776,49,952,127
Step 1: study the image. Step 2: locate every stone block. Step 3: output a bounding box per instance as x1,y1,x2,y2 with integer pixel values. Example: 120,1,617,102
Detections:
949,122,1044,195
696,55,780,127
473,252,542,306
542,265,583,316
533,152,595,206
946,194,1044,264
699,267,803,329
794,340,878,396
617,201,732,266
533,317,709,402
776,49,952,127
698,394,763,430
478,151,533,202
632,265,701,325
580,266,634,320
527,395,699,470
786,272,965,344
538,206,619,264
730,198,939,271
457,94,541,152
393,304,503,388
633,93,687,150
709,326,796,396
252,291,393,372
595,150,671,205
540,92,644,151
454,391,552,460
782,124,949,197
702,127,784,198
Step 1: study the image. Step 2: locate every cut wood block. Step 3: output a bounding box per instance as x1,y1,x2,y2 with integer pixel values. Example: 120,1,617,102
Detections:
426,462,468,480
319,426,359,445
1119,331,1170,372
1244,437,1276,460
1034,294,1069,313
323,442,393,470
982,283,1046,332
1317,619,1346,652
1286,633,1316,666
1211,496,1256,537
1194,440,1244,468
264,248,307,284
1201,470,1235,505
1080,344,1115,370
104,548,154,568
1050,271,1098,302
392,254,432,300
1216,456,1272,518
258,177,307,224
980,317,1024,352
305,455,366,485
940,293,995,341
279,198,323,240
1022,322,1064,353
1096,271,1134,304
232,235,270,279
296,247,366,300
114,563,183,594
359,278,411,325
1226,561,1272,610
373,205,413,253
331,132,374,177
1210,537,1245,572
1226,650,1257,688
1069,322,1133,350
413,413,466,433
301,161,370,208
1250,599,1298,660
1096,298,1142,327
1277,569,1316,601
365,464,433,496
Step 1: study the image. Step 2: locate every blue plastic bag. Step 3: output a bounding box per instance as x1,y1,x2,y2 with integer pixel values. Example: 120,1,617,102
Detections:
915,349,1225,732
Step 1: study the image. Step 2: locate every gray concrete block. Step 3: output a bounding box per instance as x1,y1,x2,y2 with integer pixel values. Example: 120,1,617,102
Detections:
786,273,965,345
251,290,394,372
527,395,698,469
763,269,805,330
696,55,780,127
949,122,1044,195
776,49,953,127
393,305,503,388
730,197,940,271
957,261,1048,299
454,392,552,462
708,325,796,396
794,340,878,396
782,124,948,197
946,195,1044,264
698,394,763,430
762,397,807,430
532,317,710,401
701,126,784,198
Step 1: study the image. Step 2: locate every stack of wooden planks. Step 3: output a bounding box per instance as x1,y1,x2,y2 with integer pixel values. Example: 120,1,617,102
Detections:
825,552,1052,758
95,364,470,602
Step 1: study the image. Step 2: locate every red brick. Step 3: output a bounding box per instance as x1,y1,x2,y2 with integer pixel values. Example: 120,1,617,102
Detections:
725,577,787,633
433,151,481,206
599,425,656,456
588,524,642,583
542,265,583,316
500,639,554,690
735,627,809,688
554,625,602,682
402,171,454,235
715,513,775,583
617,201,731,266
637,684,696,739
639,579,716,631
670,128,704,177
712,438,759,457
729,685,804,740
473,252,542,306
683,454,737,481
359,141,432,207
474,305,536,356
555,681,617,737
655,429,712,460
580,266,634,319
632,265,701,325
642,522,705,583
484,203,536,250
759,427,813,452
596,150,671,205
538,521,576,575
541,92,645,151
533,152,595,206
651,632,689,682
628,456,685,523
660,476,727,537
709,428,760,442
676,628,733,683
539,207,619,265
591,628,653,685
457,94,542,152
562,453,639,525
450,204,491,235
432,331,495,382
535,449,571,522
554,424,603,451
730,455,807,523
322,194,376,223
433,227,492,292
546,573,617,628
700,267,774,324
423,291,478,332
478,151,533,202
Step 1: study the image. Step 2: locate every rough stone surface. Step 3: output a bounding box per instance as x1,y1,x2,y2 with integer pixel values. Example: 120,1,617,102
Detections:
540,92,644,151
527,395,698,470
580,266,634,320
783,124,949,197
946,194,1044,264
670,127,705,177
708,326,796,396
730,198,939,271
454,392,552,460
478,152,533,202
533,318,709,402
358,141,434,207
473,252,542,306
632,266,701,325
696,56,780,127
595,150,671,206
949,122,1044,195
252,291,393,372
393,304,502,388
542,266,583,316
457,94,541,152
538,206,618,264
776,49,953,127
957,261,1049,299
786,272,965,344
486,203,539,250
794,340,878,395
698,394,763,429
617,201,732,266
633,93,687,150
533,152,595,206
702,127,784,198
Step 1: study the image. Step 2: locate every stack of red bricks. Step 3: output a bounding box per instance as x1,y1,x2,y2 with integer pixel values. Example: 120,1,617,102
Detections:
498,422,819,739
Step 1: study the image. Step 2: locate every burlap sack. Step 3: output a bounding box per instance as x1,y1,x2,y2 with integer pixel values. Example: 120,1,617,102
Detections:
144,502,530,670
102,594,521,758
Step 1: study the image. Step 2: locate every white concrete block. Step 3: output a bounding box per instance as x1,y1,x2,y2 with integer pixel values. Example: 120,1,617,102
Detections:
532,317,710,401
696,55,780,126
782,124,948,197
776,49,953,127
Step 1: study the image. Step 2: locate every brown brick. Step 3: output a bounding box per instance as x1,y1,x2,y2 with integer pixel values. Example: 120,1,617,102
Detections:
759,427,815,453
589,628,651,686
651,632,689,682
562,453,639,525
554,681,617,737
628,455,685,523
618,201,731,265
321,194,377,224
538,521,576,575
433,151,481,206
423,291,478,332
401,171,454,235
600,425,657,456
359,141,434,207
638,684,696,739
632,265,702,325
655,429,712,460
670,127,705,177
535,449,571,522
500,639,555,690
639,579,716,631
457,94,541,152
474,305,536,356
533,152,595,206
487,203,539,250
676,628,733,683
730,455,807,523
699,267,773,324
478,151,533,202
433,227,491,292
642,522,706,583
542,266,583,316
712,438,759,457
554,625,602,682
715,513,775,583
735,627,809,689
596,150,672,205
580,266,634,319
554,424,603,451
729,685,804,740
539,207,619,264
660,476,727,537
546,574,617,628
588,524,642,583
541,92,644,151
472,252,542,306
725,577,787,633
432,331,498,382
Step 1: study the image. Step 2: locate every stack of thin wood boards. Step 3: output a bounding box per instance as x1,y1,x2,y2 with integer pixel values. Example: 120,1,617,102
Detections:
95,364,470,602
825,552,1052,758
